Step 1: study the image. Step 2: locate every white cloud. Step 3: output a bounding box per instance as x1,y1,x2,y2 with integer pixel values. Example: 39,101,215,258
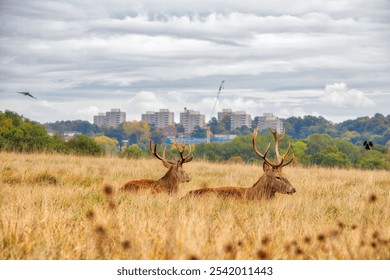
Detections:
278,107,321,119
320,82,375,108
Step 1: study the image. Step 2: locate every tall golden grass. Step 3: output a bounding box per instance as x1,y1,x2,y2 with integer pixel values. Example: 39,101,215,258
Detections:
0,151,389,259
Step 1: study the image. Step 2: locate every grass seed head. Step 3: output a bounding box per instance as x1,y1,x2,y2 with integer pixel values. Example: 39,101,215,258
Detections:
103,184,113,196
338,221,345,230
317,234,326,242
261,236,271,246
95,225,106,235
224,243,234,253
368,194,377,203
303,236,311,244
121,240,131,250
256,249,268,260
86,210,95,220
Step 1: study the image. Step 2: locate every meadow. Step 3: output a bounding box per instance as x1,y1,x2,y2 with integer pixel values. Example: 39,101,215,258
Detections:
0,151,389,260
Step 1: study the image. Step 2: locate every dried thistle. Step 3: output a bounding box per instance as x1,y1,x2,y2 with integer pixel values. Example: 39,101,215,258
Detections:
261,236,271,246
95,225,106,235
303,236,311,244
368,194,377,203
108,201,116,210
372,231,380,240
224,243,234,253
121,240,131,250
103,184,113,196
86,210,95,220
317,234,326,242
256,249,268,260
295,247,303,256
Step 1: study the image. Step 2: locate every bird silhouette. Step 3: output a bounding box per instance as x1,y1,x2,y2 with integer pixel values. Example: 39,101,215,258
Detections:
363,141,373,150
17,92,37,99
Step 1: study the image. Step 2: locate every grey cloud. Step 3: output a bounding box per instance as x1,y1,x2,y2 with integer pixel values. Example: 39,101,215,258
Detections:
0,0,389,124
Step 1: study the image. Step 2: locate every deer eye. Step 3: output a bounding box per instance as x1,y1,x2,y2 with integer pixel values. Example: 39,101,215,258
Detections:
275,176,281,181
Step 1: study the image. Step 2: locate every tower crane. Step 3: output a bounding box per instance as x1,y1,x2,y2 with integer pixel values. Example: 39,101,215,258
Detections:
207,80,225,143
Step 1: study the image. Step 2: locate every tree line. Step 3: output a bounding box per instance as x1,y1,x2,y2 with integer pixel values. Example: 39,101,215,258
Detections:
1,110,389,170
44,113,390,147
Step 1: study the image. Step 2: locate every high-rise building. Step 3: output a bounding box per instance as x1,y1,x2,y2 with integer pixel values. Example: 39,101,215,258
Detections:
230,111,252,130
142,109,174,129
257,113,284,134
93,113,107,127
141,111,157,126
180,108,205,134
217,108,233,122
93,109,126,128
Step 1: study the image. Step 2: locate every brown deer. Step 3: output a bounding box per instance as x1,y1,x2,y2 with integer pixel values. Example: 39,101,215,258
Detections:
184,129,296,200
121,141,193,194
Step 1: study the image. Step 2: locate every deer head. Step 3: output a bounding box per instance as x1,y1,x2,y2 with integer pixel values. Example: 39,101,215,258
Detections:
252,128,296,196
150,140,193,184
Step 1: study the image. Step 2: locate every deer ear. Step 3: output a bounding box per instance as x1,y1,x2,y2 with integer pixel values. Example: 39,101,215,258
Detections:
263,162,272,172
162,161,173,169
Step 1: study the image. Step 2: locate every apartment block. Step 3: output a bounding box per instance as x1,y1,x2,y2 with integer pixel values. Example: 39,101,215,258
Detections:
230,111,252,130
257,113,284,134
217,108,233,122
93,108,126,128
93,113,107,127
141,109,174,129
180,108,205,134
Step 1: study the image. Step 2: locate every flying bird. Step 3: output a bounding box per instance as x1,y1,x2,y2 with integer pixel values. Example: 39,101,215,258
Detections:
17,92,37,99
363,141,373,150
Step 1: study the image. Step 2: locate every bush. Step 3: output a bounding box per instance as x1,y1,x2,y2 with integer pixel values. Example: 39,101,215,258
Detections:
66,135,103,156
121,144,143,159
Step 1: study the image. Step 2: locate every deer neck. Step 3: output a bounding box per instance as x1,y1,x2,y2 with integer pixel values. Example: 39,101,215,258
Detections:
157,167,179,193
244,173,275,199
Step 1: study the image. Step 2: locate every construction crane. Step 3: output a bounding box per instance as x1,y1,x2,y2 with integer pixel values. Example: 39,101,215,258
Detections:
207,80,225,143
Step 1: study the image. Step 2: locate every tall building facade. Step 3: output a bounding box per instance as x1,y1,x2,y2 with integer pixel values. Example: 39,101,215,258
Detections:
141,109,174,129
93,113,107,127
230,111,252,130
141,111,157,126
180,108,205,134
93,108,126,128
217,108,233,122
257,113,284,134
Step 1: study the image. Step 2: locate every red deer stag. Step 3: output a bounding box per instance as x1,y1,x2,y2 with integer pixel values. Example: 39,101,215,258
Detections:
121,141,193,194
184,129,295,200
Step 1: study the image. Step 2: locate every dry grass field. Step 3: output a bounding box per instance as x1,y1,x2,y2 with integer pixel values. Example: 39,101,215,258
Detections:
0,151,389,260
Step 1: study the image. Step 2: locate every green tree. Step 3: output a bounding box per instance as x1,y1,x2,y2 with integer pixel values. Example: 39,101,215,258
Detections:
310,146,351,168
121,144,143,159
191,126,206,138
207,117,219,134
94,135,118,156
0,110,52,152
50,133,67,153
291,140,308,164
66,135,103,156
122,121,150,143
357,150,390,169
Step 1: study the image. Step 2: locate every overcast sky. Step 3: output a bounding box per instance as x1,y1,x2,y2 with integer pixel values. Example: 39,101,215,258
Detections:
0,0,389,124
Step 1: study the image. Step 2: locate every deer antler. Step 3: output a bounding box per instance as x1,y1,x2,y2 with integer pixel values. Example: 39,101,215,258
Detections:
252,128,293,169
269,128,292,166
149,140,176,167
172,142,193,165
